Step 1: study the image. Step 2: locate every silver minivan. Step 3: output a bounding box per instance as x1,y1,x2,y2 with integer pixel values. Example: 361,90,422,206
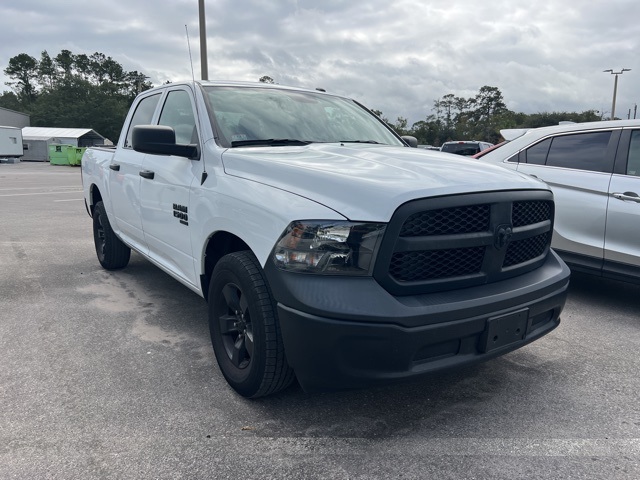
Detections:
478,120,640,283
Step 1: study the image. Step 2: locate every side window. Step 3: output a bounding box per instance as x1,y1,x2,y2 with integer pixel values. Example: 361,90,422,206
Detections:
525,138,551,165
158,90,198,144
124,93,161,148
545,131,613,173
626,130,640,177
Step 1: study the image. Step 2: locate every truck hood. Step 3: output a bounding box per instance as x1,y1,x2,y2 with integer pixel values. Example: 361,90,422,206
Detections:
221,143,547,221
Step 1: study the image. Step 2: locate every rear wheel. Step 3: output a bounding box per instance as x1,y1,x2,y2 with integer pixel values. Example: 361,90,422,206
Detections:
208,251,294,398
92,201,131,270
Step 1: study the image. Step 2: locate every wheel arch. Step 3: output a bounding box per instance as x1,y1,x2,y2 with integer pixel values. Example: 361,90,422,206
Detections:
89,184,103,215
201,231,252,301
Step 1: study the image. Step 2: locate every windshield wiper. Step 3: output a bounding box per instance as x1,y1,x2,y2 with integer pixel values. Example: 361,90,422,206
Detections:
339,140,384,144
231,139,313,147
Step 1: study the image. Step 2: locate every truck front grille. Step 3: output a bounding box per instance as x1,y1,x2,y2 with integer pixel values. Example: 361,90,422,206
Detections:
373,192,555,296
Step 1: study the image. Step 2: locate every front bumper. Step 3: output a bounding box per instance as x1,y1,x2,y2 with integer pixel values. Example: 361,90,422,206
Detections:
265,250,570,393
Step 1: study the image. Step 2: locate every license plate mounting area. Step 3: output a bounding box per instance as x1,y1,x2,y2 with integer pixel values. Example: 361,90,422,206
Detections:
479,308,529,353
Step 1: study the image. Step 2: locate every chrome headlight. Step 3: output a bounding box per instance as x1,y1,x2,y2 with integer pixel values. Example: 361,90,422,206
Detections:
273,221,386,275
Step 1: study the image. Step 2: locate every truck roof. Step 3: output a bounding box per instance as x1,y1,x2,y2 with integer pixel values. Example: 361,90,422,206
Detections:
140,80,339,98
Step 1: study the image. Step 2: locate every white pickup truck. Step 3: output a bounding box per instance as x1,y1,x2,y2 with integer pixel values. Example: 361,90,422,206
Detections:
82,81,570,397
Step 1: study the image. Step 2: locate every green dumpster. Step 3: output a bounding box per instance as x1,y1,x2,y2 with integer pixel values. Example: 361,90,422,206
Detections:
49,144,73,165
69,147,86,166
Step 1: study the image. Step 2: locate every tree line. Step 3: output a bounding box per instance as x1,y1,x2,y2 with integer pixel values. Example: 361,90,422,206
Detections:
0,50,153,141
1,51,601,145
374,85,600,146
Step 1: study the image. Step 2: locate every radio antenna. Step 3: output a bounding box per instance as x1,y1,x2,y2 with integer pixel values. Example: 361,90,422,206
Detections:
186,24,208,185
186,24,197,83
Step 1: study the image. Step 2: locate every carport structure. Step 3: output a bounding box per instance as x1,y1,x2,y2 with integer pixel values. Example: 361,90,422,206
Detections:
21,127,112,161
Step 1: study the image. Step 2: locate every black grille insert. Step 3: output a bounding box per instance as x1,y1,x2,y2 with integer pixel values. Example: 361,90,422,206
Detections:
400,204,490,237
374,191,555,295
512,201,552,227
390,247,485,281
503,232,550,267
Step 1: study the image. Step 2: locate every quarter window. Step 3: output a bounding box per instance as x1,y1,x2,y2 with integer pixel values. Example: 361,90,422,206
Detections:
525,138,551,165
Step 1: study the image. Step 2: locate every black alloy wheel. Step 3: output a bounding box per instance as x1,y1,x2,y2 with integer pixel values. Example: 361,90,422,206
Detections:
208,251,294,398
217,282,254,369
92,200,131,270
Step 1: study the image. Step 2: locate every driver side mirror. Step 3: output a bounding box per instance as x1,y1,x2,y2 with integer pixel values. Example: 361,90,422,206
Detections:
401,135,418,148
132,125,199,159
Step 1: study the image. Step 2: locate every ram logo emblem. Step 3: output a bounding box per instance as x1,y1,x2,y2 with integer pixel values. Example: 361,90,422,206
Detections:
494,224,513,250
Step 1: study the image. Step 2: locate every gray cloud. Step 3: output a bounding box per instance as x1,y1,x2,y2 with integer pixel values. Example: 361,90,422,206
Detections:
2,0,639,124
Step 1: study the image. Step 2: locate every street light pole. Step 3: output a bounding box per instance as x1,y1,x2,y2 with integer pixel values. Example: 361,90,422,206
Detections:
199,0,209,81
603,68,631,120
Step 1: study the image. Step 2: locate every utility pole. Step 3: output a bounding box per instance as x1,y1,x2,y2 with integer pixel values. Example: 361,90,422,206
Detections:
603,68,631,120
199,0,208,80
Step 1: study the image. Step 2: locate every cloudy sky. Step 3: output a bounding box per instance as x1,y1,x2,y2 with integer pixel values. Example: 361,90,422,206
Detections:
1,0,639,124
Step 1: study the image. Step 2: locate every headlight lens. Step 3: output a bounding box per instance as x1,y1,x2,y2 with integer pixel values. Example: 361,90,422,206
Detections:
273,221,386,275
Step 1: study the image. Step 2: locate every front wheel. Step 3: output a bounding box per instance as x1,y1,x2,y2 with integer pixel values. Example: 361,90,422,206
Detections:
208,251,294,398
92,201,131,270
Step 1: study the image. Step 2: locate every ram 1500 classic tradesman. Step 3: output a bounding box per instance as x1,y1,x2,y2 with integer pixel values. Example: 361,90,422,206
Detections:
82,81,570,398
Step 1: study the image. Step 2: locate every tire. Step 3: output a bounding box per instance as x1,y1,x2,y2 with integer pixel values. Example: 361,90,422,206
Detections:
208,251,295,398
92,201,131,270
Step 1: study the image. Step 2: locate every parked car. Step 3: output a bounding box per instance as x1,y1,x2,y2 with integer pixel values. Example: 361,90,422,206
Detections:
441,140,494,156
478,119,640,283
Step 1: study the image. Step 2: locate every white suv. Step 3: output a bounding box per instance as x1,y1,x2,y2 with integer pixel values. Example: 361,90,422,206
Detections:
478,120,640,283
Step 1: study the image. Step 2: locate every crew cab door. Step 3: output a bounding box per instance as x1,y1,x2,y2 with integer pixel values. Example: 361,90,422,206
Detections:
108,92,162,254
604,129,640,273
138,87,202,287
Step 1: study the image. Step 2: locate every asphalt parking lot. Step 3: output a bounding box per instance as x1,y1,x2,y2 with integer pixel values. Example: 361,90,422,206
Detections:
1,161,639,479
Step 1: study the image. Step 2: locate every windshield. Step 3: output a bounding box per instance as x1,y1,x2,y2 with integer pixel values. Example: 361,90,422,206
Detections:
202,86,404,148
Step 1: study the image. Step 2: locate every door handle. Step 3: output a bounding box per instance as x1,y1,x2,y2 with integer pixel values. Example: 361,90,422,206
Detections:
109,164,120,171
139,170,155,179
612,191,640,203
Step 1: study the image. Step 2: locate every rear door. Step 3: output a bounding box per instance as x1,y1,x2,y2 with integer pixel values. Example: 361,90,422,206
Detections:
604,128,640,273
109,92,162,253
515,130,618,269
139,86,202,287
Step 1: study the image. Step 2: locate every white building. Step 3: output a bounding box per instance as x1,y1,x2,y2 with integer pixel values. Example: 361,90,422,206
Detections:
0,126,24,162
